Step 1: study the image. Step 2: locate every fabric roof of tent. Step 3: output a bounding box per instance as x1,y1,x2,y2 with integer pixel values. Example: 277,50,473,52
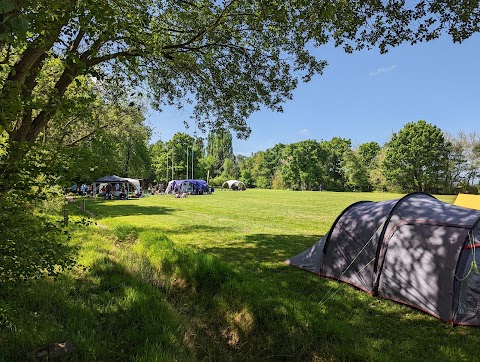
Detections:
94,175,141,194
124,178,141,193
286,192,480,326
222,180,246,189
165,180,176,194
95,175,126,183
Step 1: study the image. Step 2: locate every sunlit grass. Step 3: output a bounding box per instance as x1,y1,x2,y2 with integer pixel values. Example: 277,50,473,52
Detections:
1,190,473,362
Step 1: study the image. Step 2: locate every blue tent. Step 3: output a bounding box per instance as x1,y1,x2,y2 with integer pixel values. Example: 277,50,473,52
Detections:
165,179,209,194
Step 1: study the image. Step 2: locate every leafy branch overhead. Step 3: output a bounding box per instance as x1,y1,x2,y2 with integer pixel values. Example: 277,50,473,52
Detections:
1,0,479,149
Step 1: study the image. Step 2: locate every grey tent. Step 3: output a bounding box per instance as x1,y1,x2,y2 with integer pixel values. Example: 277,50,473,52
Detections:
286,192,480,326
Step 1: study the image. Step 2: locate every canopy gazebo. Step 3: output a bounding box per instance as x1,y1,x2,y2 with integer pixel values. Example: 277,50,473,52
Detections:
221,180,246,190
93,175,141,198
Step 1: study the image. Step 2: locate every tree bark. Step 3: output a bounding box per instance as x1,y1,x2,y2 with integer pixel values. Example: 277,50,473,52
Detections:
0,20,66,131
24,61,79,143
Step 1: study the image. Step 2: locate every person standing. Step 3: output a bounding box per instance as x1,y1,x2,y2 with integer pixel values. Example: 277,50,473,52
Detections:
105,183,112,199
71,183,78,198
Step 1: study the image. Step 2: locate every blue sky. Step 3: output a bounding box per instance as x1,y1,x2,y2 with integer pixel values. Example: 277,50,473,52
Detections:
148,34,479,156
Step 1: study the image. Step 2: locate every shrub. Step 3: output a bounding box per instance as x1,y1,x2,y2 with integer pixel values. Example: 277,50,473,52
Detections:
0,197,76,285
460,184,479,195
0,139,77,286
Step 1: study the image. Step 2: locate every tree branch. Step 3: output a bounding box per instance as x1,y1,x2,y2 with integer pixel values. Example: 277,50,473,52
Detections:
86,50,145,66
65,124,109,148
24,60,79,142
70,28,85,53
162,0,238,51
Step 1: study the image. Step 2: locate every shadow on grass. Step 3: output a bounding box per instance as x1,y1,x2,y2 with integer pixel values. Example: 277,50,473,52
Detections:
124,231,476,361
81,200,175,219
0,256,191,361
200,233,322,265
168,224,238,236
4,226,480,361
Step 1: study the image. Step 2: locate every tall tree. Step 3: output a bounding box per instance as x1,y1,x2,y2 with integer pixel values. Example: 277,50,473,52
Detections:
321,137,351,191
35,66,153,182
369,147,390,192
220,157,240,180
358,142,381,167
342,149,370,191
246,151,270,188
205,129,234,178
167,132,198,180
236,155,254,187
150,139,168,183
281,140,325,190
455,131,480,187
342,141,381,191
382,120,450,193
443,132,467,193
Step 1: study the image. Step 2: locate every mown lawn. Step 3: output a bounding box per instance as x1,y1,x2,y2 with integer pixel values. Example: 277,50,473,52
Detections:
3,189,478,362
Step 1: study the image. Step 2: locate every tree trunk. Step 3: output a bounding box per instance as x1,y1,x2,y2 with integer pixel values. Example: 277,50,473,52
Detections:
0,22,66,131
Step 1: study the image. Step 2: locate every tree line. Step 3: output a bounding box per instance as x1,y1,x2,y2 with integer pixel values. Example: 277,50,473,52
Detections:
150,120,480,195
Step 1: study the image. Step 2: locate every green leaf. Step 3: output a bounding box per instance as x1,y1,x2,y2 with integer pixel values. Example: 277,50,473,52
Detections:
0,0,16,13
10,16,30,35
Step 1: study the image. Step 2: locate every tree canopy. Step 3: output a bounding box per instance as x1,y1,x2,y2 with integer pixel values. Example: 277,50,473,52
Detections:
382,120,450,193
2,0,480,154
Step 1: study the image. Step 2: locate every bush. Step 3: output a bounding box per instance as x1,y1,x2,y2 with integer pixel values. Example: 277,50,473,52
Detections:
209,176,227,188
0,197,76,285
458,183,479,195
0,138,78,285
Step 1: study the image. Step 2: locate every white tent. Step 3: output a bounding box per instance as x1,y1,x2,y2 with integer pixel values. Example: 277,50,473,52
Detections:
124,177,141,194
93,175,141,197
221,180,246,190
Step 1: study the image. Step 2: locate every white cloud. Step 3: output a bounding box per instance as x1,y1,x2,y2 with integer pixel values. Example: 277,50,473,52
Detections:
298,128,310,136
369,64,397,77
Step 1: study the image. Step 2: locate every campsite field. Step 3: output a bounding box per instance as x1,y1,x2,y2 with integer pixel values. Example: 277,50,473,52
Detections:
3,189,480,361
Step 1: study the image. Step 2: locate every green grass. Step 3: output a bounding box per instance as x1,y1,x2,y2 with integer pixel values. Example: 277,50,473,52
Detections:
2,190,477,362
